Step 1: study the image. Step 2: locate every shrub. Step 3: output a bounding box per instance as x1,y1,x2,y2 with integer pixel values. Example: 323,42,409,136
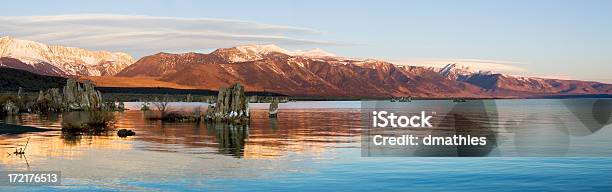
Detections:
61,111,115,134
141,102,151,111
87,110,115,128
146,111,200,122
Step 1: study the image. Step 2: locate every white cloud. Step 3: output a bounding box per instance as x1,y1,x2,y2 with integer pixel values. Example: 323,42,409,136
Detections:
0,14,338,57
392,58,528,75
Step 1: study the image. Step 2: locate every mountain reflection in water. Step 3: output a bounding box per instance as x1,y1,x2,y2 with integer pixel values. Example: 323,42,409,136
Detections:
0,100,611,191
1,108,362,164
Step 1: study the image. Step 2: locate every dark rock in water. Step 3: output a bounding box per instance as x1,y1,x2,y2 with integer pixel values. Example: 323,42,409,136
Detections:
269,99,279,118
452,98,467,102
117,129,136,137
205,83,250,123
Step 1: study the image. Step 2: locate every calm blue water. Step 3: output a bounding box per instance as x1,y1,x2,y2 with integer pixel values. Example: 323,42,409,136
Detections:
1,100,611,191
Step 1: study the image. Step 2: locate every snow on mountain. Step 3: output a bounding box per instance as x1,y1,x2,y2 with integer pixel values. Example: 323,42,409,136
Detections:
434,63,605,93
291,48,336,58
0,36,134,76
118,48,486,97
439,63,472,77
115,43,612,97
438,63,494,81
234,44,291,60
212,44,339,63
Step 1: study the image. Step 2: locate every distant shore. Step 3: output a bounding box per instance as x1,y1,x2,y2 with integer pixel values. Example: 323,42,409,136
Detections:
2,86,611,102
92,87,612,100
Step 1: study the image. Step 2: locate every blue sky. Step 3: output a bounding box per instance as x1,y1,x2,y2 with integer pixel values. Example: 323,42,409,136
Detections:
1,0,611,82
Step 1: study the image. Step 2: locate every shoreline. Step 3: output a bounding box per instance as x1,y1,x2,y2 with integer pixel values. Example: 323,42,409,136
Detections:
2,84,611,102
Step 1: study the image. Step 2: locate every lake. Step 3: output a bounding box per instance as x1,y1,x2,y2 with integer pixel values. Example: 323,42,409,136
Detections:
1,100,611,191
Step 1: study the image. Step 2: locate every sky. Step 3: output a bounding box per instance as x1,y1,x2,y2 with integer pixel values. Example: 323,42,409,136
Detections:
1,0,611,82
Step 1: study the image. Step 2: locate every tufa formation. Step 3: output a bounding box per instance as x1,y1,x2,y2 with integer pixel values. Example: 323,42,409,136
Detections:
205,83,250,124
35,79,104,112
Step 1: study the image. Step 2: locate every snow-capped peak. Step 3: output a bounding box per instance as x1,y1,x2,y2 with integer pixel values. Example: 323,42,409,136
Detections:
437,63,497,81
234,44,292,56
0,36,15,41
234,44,336,58
215,44,339,63
440,63,465,76
0,36,52,63
0,36,134,76
290,48,336,58
438,63,474,80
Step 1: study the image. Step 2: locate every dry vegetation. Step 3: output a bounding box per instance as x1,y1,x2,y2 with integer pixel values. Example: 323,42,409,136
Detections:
81,76,197,89
61,111,116,134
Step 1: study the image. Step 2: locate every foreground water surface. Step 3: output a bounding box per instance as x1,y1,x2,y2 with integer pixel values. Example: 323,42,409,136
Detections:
1,100,611,191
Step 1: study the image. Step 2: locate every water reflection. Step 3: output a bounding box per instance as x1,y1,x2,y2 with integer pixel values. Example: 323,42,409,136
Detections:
207,123,248,157
61,132,82,145
0,100,611,191
1,113,62,130
0,108,362,168
3,99,608,168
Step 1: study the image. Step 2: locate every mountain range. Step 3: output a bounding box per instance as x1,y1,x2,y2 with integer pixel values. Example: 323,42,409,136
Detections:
1,36,610,98
0,36,133,76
